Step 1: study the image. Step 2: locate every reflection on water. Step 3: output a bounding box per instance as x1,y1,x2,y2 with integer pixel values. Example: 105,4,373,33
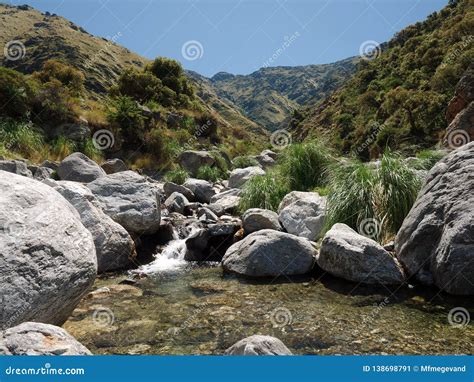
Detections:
65,266,474,355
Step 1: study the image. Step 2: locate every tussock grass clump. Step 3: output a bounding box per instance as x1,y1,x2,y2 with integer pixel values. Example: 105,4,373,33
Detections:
238,171,290,212
164,168,189,185
279,140,334,191
196,165,224,183
326,151,422,241
0,118,44,159
412,149,446,170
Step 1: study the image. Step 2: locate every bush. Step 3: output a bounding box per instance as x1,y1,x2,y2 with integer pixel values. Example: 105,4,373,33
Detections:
0,118,44,158
32,59,85,97
279,140,334,191
232,155,259,169
49,136,76,161
107,96,145,144
165,168,189,185
0,67,34,119
196,165,223,183
326,152,422,242
412,149,446,170
239,171,290,212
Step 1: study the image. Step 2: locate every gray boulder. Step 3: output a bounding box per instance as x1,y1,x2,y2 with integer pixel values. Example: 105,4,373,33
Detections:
395,142,474,295
52,119,90,142
49,180,137,273
40,160,59,171
163,182,195,201
33,166,54,181
222,229,315,277
318,224,405,285
178,150,215,176
278,191,327,240
0,322,91,355
225,335,292,355
210,188,241,203
183,178,216,204
164,192,189,215
87,171,161,234
208,194,240,215
0,171,97,328
197,207,218,222
228,166,265,188
101,158,127,174
0,159,32,177
57,152,105,182
242,208,281,233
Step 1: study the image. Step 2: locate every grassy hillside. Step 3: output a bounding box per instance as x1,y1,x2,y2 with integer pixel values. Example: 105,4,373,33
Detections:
292,0,474,159
208,58,357,131
0,4,268,167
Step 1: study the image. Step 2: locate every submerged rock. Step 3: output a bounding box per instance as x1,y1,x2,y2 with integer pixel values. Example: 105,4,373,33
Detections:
395,142,474,295
318,224,405,285
0,171,97,328
57,152,105,182
0,322,92,355
222,229,315,277
87,171,161,234
225,335,292,355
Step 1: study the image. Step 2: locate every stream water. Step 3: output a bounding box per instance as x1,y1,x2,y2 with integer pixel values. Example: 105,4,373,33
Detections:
65,244,474,355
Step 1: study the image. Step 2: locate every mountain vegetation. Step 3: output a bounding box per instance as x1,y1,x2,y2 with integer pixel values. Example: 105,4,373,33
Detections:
291,0,474,159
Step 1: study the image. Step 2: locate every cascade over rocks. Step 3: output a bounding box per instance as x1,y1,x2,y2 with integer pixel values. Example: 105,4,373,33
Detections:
0,171,97,328
395,142,474,295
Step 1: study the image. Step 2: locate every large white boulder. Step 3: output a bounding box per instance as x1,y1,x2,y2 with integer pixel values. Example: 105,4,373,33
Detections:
87,171,161,234
0,171,97,328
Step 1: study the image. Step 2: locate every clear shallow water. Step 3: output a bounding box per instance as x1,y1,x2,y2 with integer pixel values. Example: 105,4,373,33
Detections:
65,264,474,355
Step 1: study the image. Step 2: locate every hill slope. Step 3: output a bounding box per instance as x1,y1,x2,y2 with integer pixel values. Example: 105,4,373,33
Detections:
292,0,474,159
0,3,265,140
207,58,358,131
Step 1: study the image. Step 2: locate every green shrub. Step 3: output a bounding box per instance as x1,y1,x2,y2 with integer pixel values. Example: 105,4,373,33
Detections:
326,152,422,241
0,118,44,158
0,67,34,119
279,140,334,191
412,149,446,170
81,139,103,163
232,155,259,169
49,136,76,161
239,172,290,212
196,165,223,183
164,168,189,185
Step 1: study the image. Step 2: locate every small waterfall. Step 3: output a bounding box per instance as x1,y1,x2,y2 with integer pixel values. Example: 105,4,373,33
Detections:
133,225,199,274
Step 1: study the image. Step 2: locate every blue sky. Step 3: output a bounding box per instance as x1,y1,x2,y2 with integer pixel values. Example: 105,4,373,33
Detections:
9,0,448,77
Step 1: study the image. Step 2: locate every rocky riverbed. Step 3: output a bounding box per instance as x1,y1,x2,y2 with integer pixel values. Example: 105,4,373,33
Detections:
64,266,474,355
